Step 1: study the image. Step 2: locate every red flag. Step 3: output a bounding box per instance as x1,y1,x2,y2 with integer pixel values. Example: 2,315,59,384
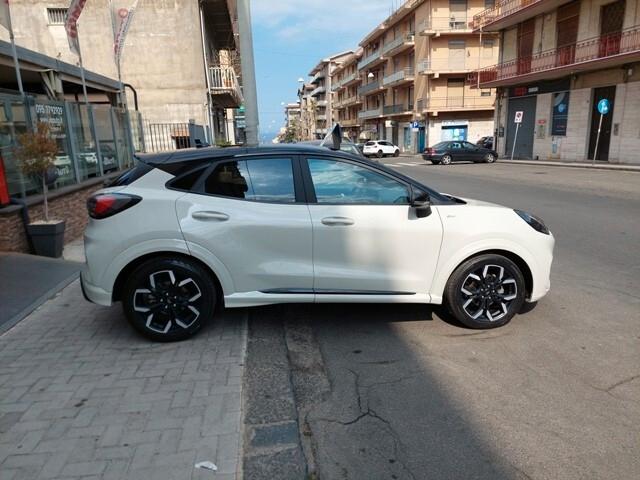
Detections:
65,0,88,56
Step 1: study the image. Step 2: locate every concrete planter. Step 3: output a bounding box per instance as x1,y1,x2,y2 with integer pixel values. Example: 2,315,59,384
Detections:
26,220,66,258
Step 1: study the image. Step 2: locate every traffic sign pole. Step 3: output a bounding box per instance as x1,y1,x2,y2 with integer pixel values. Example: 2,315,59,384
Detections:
510,123,520,161
593,113,603,166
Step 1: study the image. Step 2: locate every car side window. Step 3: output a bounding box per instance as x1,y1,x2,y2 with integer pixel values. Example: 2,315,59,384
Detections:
203,158,296,203
451,142,462,149
463,141,476,149
307,158,410,205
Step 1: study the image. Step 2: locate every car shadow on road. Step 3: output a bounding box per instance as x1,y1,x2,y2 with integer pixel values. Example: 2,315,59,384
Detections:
246,302,528,480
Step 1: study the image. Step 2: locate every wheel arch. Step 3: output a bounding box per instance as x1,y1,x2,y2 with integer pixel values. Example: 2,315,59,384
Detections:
447,249,533,298
112,251,224,306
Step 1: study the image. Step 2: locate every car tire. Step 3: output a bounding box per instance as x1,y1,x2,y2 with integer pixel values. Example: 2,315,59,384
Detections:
441,154,452,165
394,149,400,157
377,150,384,158
122,256,217,341
484,153,496,163
445,254,526,329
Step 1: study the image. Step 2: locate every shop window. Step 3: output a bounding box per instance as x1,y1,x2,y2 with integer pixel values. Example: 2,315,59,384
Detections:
551,92,570,136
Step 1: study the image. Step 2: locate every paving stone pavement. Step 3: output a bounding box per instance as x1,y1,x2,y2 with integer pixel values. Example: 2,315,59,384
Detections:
0,280,247,480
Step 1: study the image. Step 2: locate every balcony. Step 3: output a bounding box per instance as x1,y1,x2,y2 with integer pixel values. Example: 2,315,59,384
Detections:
417,96,495,113
315,128,328,135
358,49,385,70
331,71,358,91
469,27,640,88
382,33,415,57
383,104,412,116
472,0,570,32
310,85,326,97
418,58,474,75
358,80,385,96
310,70,325,84
316,100,328,107
358,107,384,119
317,114,327,121
209,66,243,108
341,118,360,127
335,95,360,108
418,16,471,35
383,67,415,87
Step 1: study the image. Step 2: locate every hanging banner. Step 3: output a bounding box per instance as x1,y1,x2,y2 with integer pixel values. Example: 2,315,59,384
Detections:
0,0,10,30
65,0,88,56
112,0,139,67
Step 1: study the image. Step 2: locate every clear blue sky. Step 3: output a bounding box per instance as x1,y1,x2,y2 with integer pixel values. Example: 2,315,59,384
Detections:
251,0,396,142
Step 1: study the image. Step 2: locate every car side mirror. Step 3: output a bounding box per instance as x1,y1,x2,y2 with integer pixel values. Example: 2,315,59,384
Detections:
411,193,432,218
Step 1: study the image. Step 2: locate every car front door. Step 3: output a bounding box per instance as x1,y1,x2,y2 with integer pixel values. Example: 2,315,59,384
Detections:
303,156,443,297
176,156,313,296
463,141,483,161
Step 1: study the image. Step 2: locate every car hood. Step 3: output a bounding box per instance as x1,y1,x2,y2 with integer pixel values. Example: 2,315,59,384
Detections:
442,194,506,209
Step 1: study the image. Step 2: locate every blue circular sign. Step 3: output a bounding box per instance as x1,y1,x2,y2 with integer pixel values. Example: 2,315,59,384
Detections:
597,98,610,115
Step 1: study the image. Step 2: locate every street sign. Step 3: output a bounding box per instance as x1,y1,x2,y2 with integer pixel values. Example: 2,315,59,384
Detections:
410,121,420,129
514,111,524,123
597,98,610,115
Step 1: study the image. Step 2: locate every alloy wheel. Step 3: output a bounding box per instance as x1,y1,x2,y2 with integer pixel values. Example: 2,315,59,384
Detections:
459,264,517,323
132,269,203,334
442,155,452,165
485,153,496,163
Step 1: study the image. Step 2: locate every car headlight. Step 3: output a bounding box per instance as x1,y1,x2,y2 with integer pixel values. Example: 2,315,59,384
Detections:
514,209,550,235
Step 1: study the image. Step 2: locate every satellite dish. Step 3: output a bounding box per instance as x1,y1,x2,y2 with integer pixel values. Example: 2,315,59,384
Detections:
320,123,342,150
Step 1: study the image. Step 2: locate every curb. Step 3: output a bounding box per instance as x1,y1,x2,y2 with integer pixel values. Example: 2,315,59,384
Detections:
0,272,80,335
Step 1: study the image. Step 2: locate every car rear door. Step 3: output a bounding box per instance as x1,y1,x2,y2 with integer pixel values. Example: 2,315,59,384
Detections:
175,155,314,296
302,155,443,297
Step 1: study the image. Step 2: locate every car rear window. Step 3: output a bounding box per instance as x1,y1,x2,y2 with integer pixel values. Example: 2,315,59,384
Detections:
105,161,153,187
168,165,208,191
432,142,448,149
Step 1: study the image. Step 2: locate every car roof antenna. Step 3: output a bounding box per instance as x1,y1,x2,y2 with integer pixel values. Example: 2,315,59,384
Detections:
320,123,342,150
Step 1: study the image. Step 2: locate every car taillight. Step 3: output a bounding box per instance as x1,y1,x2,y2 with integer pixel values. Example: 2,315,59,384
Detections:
424,148,434,154
87,193,142,219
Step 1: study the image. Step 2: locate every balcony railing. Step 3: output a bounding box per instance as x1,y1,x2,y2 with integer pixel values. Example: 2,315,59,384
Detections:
358,49,382,70
469,27,640,86
317,114,327,121
332,71,358,91
383,67,414,86
358,81,383,96
417,96,495,111
383,104,411,115
358,107,383,119
310,70,325,84
382,33,415,56
209,66,243,107
418,58,473,73
336,95,359,108
418,16,470,33
310,85,326,97
472,0,545,31
341,118,360,127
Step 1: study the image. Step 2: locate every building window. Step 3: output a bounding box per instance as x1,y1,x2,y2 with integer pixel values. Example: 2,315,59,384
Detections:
551,91,570,136
482,39,494,58
480,89,492,97
47,8,67,25
484,0,495,9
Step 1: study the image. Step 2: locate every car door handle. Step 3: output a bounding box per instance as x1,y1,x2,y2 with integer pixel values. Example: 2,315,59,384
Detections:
192,211,230,222
321,216,355,226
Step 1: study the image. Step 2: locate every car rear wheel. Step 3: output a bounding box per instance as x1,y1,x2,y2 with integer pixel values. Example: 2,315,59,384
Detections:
394,149,400,157
484,153,496,163
377,150,384,158
122,257,216,341
445,254,526,329
441,154,452,165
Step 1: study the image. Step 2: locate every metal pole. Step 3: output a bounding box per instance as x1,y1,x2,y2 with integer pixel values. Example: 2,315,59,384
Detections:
510,122,520,161
237,0,259,146
76,34,89,105
593,113,603,165
6,5,24,96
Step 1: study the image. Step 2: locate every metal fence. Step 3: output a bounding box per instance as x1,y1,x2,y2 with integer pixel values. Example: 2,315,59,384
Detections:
143,121,211,152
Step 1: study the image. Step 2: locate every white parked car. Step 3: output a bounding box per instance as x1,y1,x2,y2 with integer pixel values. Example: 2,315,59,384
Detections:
82,144,554,341
363,140,400,158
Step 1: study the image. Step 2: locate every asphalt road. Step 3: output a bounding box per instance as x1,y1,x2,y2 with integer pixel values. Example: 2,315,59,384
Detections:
246,160,639,480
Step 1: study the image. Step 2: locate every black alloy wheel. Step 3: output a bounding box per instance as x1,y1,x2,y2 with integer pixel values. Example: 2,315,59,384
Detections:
445,254,526,329
122,257,216,341
377,150,384,158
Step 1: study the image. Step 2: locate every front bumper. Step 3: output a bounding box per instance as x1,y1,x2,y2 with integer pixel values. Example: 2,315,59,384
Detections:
80,269,113,306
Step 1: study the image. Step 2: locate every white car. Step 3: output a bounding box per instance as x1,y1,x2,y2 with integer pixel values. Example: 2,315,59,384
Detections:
82,145,554,341
363,140,400,158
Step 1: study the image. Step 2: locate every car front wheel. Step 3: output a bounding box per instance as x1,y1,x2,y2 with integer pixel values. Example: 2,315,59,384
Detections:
377,150,384,158
445,254,526,329
484,153,496,163
394,149,400,157
122,257,217,341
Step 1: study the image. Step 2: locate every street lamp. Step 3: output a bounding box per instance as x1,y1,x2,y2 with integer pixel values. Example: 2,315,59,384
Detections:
367,72,375,79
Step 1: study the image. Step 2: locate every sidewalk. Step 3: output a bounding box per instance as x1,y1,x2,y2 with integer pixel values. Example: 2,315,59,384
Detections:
0,248,247,479
400,153,640,172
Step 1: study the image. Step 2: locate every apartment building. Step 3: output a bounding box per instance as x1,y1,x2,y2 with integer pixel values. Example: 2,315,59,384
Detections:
2,0,243,145
470,0,640,164
308,51,354,138
332,50,364,141
353,0,498,152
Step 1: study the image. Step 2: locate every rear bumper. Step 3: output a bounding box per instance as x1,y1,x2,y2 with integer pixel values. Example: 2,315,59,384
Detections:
80,269,113,306
422,154,443,161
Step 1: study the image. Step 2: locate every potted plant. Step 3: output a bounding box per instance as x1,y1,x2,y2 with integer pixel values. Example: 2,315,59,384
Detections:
13,122,66,258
